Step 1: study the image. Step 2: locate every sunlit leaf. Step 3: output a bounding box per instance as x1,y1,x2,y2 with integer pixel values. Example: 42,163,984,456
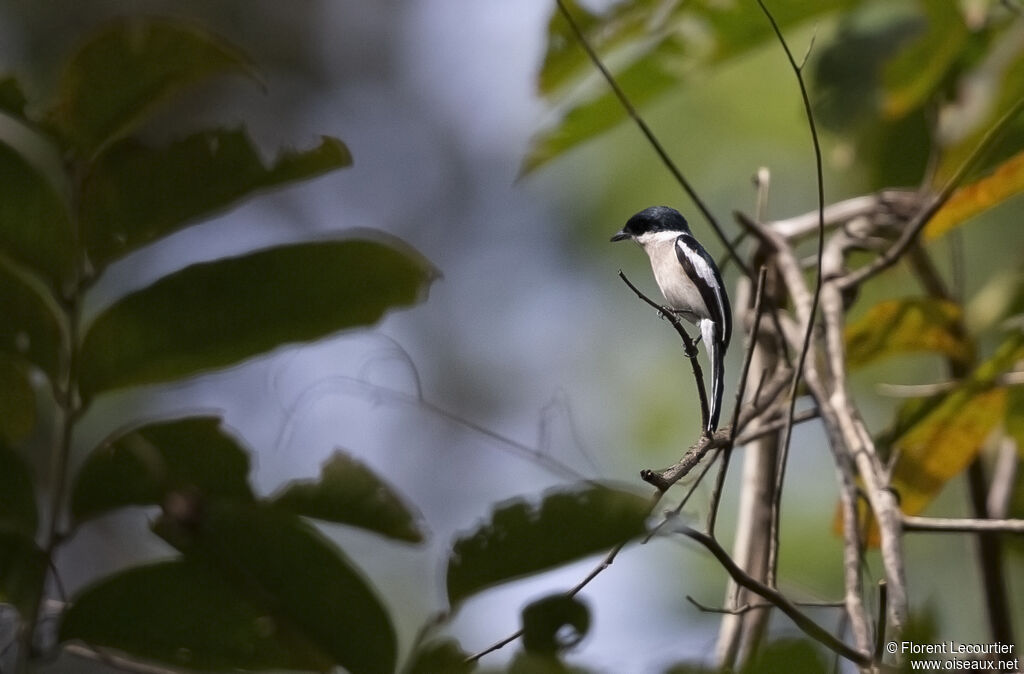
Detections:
446,483,650,605
60,560,334,672
0,356,35,446
925,149,1024,239
0,532,45,617
881,0,968,119
79,238,437,398
845,297,972,368
273,450,424,543
81,129,351,270
0,141,74,288
404,639,475,674
522,594,590,656
71,416,254,523
50,17,258,154
527,0,855,173
0,441,36,538
887,387,1006,521
154,501,397,674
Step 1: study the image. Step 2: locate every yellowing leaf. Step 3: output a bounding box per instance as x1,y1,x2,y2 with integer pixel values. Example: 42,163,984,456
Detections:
845,297,972,368
841,332,1024,545
888,387,1007,518
926,149,1024,239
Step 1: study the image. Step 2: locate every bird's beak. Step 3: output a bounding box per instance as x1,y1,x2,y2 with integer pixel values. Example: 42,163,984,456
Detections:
610,230,630,242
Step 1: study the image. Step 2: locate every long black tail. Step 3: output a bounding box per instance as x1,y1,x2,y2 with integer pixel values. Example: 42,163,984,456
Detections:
701,319,724,432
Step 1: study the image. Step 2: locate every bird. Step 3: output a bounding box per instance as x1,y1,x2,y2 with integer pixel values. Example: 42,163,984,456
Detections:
611,206,732,433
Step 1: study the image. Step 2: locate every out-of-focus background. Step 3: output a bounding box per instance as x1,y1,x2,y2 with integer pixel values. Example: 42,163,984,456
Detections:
1,1,1020,672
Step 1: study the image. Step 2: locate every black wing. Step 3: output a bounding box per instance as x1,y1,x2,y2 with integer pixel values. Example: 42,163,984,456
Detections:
674,233,731,348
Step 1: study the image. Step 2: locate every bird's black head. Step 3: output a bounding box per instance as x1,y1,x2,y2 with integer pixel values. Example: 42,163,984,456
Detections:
610,206,690,242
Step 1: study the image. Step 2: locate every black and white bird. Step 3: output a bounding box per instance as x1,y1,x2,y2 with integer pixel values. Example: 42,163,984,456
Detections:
611,206,732,433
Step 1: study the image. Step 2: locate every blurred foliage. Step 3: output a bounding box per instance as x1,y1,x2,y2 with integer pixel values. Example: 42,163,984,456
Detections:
0,0,1023,672
0,15,433,674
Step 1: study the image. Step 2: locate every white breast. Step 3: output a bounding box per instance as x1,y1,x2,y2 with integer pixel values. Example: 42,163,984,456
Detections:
636,232,707,325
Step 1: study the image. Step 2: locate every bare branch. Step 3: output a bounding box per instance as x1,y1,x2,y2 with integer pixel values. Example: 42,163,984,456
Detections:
903,515,1024,534
678,525,872,668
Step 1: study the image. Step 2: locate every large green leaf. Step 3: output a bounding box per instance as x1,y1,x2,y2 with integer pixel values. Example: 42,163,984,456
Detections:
446,483,650,605
0,440,37,538
50,17,257,154
154,501,397,674
272,450,424,543
71,416,254,523
526,0,855,173
79,238,437,397
60,560,335,672
81,129,352,270
0,355,36,446
0,531,45,618
844,297,972,369
0,141,74,288
0,262,62,381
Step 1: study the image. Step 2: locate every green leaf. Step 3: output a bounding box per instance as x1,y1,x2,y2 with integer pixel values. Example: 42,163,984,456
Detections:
60,560,335,672
404,639,476,674
446,483,650,605
0,355,36,446
0,261,62,381
526,0,856,173
79,238,438,397
81,129,352,271
50,17,258,154
273,450,424,543
523,39,682,175
0,141,74,288
0,440,37,538
0,76,29,119
71,416,254,523
880,0,968,119
522,595,590,656
154,501,397,674
844,297,973,369
0,531,46,617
